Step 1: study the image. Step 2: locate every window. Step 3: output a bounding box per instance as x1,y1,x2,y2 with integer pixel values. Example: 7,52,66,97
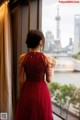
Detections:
42,0,80,119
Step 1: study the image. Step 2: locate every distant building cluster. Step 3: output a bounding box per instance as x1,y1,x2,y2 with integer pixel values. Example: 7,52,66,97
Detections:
44,6,80,55
44,31,73,54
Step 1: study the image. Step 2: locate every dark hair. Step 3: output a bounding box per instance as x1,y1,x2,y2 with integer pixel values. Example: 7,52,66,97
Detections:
26,30,45,48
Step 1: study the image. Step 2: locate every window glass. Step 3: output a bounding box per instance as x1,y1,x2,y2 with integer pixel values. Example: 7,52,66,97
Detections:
42,0,80,118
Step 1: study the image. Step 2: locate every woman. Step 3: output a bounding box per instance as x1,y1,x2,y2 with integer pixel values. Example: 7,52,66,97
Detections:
15,30,56,120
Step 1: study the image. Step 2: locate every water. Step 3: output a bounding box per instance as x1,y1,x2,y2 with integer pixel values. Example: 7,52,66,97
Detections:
52,72,80,88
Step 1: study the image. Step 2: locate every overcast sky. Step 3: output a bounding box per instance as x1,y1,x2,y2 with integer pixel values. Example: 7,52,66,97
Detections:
42,0,80,47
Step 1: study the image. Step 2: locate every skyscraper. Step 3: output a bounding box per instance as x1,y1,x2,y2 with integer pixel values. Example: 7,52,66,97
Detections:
73,15,80,54
44,31,55,52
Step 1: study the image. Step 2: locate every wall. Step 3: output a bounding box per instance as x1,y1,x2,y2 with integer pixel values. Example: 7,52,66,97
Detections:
11,0,42,117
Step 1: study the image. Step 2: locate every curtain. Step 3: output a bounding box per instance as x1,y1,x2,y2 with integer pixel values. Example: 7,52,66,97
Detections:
0,1,13,120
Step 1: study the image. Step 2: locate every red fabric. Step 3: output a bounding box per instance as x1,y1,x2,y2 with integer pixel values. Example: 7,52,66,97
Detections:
15,52,53,120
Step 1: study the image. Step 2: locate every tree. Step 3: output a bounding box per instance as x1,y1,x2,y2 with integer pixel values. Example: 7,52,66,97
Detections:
71,88,80,120
48,82,77,117
48,82,60,97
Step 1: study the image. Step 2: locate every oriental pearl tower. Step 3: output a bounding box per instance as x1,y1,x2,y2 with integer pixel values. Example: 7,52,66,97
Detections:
55,6,62,52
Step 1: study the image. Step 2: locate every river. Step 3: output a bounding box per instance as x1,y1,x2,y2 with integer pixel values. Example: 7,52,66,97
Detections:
52,72,80,88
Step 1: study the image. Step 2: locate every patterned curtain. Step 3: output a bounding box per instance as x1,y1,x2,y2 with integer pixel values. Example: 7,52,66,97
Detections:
0,1,13,120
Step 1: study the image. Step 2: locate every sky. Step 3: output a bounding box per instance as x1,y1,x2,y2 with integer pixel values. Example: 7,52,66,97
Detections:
42,0,80,47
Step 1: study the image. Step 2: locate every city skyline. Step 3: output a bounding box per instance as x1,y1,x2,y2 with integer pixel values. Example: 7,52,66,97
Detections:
42,0,80,47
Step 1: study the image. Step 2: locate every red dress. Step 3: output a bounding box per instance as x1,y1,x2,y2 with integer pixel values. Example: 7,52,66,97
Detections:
15,52,55,120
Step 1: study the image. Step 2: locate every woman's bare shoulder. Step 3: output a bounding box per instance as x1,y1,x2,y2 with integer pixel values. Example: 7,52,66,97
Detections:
18,53,26,63
19,54,26,58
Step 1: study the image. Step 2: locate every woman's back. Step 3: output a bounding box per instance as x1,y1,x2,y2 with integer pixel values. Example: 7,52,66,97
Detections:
23,52,46,81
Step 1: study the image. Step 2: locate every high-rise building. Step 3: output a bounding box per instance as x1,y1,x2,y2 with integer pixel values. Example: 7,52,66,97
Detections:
73,15,80,54
44,31,55,52
69,38,73,46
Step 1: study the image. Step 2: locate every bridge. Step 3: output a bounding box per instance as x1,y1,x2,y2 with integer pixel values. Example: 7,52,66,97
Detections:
45,53,80,72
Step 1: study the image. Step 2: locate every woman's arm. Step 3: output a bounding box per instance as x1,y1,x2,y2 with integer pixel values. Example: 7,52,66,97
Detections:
18,54,26,95
46,56,56,83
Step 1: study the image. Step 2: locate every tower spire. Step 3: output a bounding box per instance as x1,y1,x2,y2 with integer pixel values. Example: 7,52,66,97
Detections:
54,5,62,52
55,5,61,40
